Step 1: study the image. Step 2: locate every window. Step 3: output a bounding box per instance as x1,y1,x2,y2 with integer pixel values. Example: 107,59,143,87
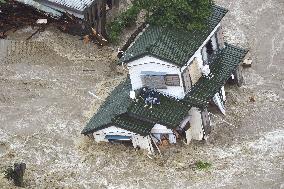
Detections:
165,74,180,86
141,72,180,89
142,75,167,89
206,40,214,55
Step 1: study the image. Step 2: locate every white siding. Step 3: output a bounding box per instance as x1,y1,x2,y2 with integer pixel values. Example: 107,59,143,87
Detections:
186,107,204,141
93,126,134,142
179,115,191,129
127,56,185,99
151,124,173,134
93,126,154,154
132,135,154,154
126,23,221,99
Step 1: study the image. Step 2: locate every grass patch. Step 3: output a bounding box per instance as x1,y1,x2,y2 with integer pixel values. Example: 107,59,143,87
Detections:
195,160,212,170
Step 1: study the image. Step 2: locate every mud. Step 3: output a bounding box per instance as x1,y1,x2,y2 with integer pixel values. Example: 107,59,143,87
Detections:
0,0,283,188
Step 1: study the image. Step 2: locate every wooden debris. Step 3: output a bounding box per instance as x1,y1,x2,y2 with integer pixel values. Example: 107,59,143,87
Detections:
249,96,256,102
5,163,26,187
0,0,55,38
0,0,108,45
243,57,253,67
26,25,48,40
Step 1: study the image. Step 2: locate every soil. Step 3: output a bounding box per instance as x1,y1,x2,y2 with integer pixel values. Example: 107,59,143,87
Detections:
0,0,283,188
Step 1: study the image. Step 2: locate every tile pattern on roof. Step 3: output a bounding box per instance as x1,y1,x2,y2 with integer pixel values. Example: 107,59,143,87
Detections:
81,77,132,134
82,80,192,135
183,43,248,107
120,5,228,66
82,44,247,135
112,114,155,136
128,94,191,129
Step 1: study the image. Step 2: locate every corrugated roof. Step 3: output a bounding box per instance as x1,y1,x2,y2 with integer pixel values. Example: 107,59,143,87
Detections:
16,0,63,17
38,0,94,12
119,5,228,67
183,43,248,107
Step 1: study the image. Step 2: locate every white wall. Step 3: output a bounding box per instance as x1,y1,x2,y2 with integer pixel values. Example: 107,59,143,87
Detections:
151,124,176,144
151,124,173,134
93,126,154,154
132,135,154,154
179,115,191,129
127,56,185,99
186,107,204,141
93,126,135,142
126,23,221,99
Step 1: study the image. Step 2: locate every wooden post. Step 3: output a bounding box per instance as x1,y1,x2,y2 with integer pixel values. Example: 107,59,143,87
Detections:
101,0,107,37
96,0,107,37
88,8,93,26
114,0,119,8
233,65,244,87
92,5,97,27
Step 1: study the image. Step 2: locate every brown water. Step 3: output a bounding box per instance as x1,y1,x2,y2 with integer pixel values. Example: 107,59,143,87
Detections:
0,0,283,188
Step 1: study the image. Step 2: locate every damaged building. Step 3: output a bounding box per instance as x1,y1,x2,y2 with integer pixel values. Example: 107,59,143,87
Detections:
81,5,248,154
15,0,120,34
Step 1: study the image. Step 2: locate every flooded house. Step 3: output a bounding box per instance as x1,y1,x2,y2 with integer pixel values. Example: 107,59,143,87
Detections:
82,5,248,154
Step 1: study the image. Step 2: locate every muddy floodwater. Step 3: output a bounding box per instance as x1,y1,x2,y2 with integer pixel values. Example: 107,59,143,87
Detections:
0,0,283,188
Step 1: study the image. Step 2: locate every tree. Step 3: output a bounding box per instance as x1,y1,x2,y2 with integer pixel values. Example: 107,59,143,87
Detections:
135,0,213,31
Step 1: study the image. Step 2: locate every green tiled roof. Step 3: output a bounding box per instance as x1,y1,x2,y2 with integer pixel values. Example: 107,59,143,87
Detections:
82,43,247,135
119,5,228,66
183,43,248,107
112,114,155,136
81,78,132,135
128,94,191,129
82,79,191,135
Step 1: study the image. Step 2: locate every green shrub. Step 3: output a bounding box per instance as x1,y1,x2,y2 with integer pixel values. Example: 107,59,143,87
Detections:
107,5,140,43
195,160,212,170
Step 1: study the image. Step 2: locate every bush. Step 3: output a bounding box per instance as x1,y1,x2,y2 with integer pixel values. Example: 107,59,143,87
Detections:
107,5,140,43
195,160,212,170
